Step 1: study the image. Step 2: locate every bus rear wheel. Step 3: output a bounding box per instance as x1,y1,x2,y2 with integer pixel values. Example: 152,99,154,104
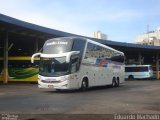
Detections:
116,78,120,87
112,78,116,87
81,79,88,91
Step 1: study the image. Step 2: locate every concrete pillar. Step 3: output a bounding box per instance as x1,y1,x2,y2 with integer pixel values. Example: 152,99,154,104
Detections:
3,31,8,83
35,39,39,52
138,52,142,65
156,53,159,80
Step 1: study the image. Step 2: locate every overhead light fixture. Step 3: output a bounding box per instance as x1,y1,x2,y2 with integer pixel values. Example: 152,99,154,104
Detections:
18,49,22,51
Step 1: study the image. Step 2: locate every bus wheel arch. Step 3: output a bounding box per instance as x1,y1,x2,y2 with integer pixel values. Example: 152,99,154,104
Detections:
81,77,88,91
128,75,134,80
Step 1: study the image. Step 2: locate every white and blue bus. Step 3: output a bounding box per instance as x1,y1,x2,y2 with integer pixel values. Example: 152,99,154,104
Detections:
31,37,125,90
125,65,153,80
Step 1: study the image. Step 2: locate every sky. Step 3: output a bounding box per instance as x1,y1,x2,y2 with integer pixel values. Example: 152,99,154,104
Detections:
0,0,160,43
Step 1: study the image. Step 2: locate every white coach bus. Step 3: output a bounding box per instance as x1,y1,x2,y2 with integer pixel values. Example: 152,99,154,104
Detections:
125,65,153,80
31,37,125,90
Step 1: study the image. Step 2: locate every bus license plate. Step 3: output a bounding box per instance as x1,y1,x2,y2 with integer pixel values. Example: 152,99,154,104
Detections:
48,85,54,88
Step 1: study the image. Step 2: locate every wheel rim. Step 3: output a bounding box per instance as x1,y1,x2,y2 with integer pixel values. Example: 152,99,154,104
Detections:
81,80,88,91
112,80,116,87
82,81,87,88
116,79,119,86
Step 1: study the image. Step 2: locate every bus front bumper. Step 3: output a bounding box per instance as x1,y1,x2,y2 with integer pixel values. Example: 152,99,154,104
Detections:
38,79,71,90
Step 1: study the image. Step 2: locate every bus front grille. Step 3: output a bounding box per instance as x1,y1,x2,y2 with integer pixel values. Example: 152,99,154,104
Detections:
41,80,60,83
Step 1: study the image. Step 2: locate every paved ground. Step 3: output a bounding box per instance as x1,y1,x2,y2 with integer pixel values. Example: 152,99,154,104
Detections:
0,80,160,119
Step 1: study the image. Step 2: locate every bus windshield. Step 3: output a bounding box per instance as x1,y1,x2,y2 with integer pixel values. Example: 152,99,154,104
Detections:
39,57,69,77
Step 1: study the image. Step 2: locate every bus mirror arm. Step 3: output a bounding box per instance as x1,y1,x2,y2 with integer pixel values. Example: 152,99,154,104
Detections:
31,53,41,63
66,51,80,63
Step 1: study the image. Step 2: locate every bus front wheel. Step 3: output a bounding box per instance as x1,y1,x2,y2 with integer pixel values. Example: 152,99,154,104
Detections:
116,78,120,87
81,79,88,91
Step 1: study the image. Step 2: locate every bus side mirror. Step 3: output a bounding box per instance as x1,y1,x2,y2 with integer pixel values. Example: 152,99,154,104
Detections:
31,53,41,63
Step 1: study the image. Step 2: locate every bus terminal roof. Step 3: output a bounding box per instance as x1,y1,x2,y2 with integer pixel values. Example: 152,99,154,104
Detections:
0,13,160,53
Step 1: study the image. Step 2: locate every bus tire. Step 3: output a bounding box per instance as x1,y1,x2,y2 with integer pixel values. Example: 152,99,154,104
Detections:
56,89,61,92
81,78,88,91
128,75,134,80
116,77,120,87
112,78,116,87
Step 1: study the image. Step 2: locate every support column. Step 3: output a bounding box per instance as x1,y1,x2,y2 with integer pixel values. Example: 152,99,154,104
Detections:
138,52,142,65
35,39,39,52
156,53,159,80
3,31,8,83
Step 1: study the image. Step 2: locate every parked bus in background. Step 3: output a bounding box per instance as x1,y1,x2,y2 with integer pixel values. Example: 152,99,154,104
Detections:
125,65,153,80
0,57,39,82
31,37,125,91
